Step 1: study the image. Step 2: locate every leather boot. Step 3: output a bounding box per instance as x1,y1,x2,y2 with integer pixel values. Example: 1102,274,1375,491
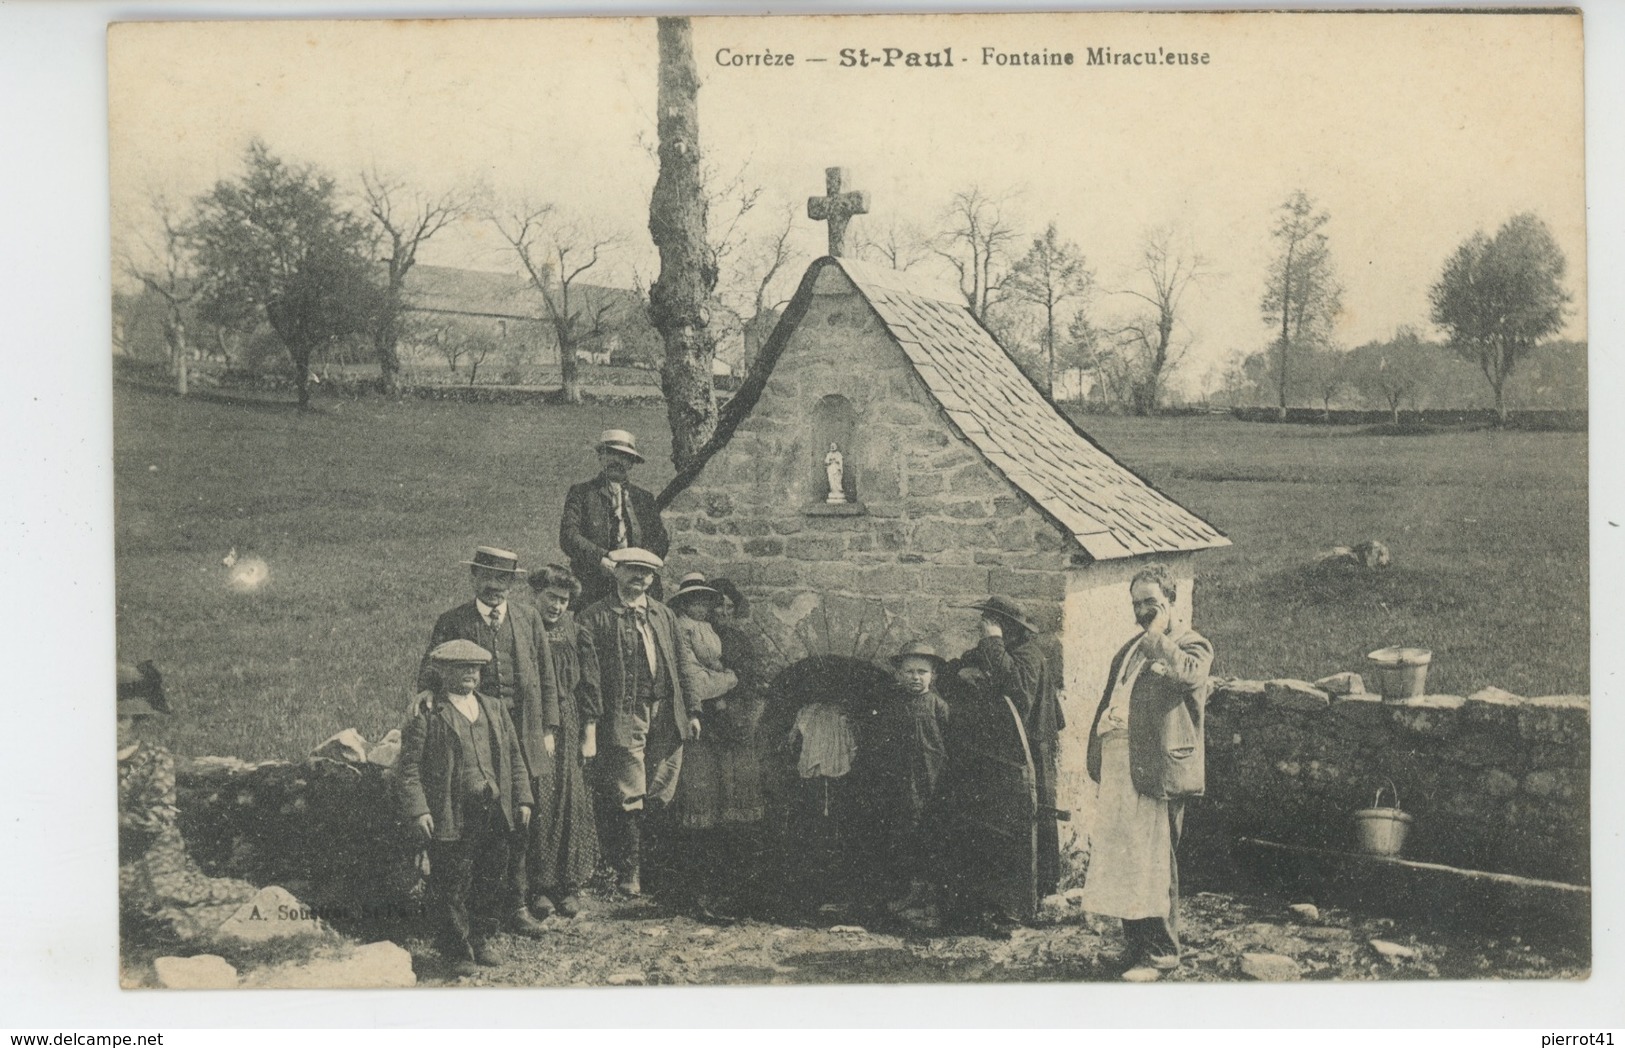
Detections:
618,811,642,896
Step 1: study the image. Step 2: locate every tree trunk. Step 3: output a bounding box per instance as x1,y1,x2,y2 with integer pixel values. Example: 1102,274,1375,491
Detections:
173,319,189,397
292,345,313,409
560,344,581,404
376,323,401,395
1044,300,1055,397
648,17,719,472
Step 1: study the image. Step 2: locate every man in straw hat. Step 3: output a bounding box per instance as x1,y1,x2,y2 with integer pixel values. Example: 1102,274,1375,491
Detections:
576,547,697,896
559,429,670,610
417,546,558,936
951,595,1067,900
400,640,535,975
1079,564,1213,979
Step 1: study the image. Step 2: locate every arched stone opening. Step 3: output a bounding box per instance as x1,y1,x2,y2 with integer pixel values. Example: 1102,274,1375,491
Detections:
758,654,898,910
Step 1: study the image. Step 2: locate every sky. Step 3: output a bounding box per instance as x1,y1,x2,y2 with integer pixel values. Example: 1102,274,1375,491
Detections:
108,11,1586,394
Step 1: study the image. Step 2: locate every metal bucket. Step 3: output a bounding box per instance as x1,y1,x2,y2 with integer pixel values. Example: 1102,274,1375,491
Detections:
1352,783,1413,857
1366,646,1432,702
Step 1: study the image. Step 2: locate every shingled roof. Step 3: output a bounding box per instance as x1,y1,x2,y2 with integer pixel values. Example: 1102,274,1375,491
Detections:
664,256,1229,561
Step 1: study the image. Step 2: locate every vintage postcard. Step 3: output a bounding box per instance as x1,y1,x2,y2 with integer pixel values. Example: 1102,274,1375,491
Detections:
108,9,1588,992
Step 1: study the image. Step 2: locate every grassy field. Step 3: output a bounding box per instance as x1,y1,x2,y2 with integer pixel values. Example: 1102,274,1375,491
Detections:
114,388,1589,761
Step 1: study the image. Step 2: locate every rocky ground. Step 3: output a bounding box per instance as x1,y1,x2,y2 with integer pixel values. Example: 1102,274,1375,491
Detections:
393,887,1589,988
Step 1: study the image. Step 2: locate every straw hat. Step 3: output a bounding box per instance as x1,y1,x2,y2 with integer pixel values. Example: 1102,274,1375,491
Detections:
462,546,525,575
669,572,723,607
597,429,646,464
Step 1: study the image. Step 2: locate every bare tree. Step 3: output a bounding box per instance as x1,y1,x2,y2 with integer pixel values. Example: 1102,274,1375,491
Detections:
711,201,798,378
361,171,471,395
648,16,720,471
1005,222,1094,396
1106,227,1207,415
461,328,500,387
120,193,198,395
1261,190,1343,420
936,186,1020,322
490,202,618,404
858,215,933,272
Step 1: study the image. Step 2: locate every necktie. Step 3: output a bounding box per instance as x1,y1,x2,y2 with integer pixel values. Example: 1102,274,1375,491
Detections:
486,607,502,697
629,607,657,677
612,488,628,549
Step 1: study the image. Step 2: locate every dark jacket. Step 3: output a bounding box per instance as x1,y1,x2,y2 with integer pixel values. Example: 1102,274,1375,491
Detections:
559,475,669,594
1085,627,1215,800
398,690,535,841
417,600,560,773
958,633,1065,742
576,595,695,749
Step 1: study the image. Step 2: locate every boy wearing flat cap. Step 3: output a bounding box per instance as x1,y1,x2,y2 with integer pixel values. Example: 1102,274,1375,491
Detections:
418,546,559,934
399,640,535,976
879,641,952,918
559,429,670,610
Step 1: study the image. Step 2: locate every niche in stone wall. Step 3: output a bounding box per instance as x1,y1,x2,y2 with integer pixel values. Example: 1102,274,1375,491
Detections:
806,393,863,515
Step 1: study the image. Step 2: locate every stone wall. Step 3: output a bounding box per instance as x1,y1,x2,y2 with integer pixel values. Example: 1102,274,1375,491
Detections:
1196,681,1590,884
664,267,1075,668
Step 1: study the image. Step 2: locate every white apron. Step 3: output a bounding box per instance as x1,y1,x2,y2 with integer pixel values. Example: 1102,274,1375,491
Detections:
1079,732,1173,920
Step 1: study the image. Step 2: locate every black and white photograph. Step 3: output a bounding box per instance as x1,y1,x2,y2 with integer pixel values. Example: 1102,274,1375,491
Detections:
98,8,1593,995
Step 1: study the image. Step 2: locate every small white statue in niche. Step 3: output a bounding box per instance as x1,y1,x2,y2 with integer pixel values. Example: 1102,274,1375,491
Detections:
824,442,847,503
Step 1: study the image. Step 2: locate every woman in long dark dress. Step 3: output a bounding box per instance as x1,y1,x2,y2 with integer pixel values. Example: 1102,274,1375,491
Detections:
525,565,599,917
668,575,769,919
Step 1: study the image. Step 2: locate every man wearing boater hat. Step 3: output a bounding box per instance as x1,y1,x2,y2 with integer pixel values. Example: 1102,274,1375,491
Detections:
951,595,1066,900
417,546,559,936
559,429,670,610
576,546,697,896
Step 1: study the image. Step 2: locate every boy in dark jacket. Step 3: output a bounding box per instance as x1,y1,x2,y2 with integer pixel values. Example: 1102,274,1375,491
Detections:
880,642,951,919
399,640,535,976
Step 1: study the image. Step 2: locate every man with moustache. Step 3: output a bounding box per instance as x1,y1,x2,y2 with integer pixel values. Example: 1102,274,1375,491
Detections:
559,429,670,610
417,546,560,938
576,547,698,896
1080,564,1215,978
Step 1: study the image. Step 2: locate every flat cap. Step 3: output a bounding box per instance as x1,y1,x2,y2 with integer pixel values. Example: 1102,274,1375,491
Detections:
427,639,493,665
608,547,664,572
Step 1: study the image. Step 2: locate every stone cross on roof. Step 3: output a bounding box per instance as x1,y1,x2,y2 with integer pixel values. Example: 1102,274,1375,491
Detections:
807,167,869,258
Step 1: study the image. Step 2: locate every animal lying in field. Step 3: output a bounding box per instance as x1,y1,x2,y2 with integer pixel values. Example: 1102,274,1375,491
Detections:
1319,540,1393,569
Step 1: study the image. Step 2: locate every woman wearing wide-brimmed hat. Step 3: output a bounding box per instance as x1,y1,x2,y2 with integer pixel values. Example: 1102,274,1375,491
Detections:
666,572,768,919
118,662,257,946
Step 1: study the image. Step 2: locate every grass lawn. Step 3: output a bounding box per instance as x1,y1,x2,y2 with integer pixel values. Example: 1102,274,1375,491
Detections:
114,388,1588,761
